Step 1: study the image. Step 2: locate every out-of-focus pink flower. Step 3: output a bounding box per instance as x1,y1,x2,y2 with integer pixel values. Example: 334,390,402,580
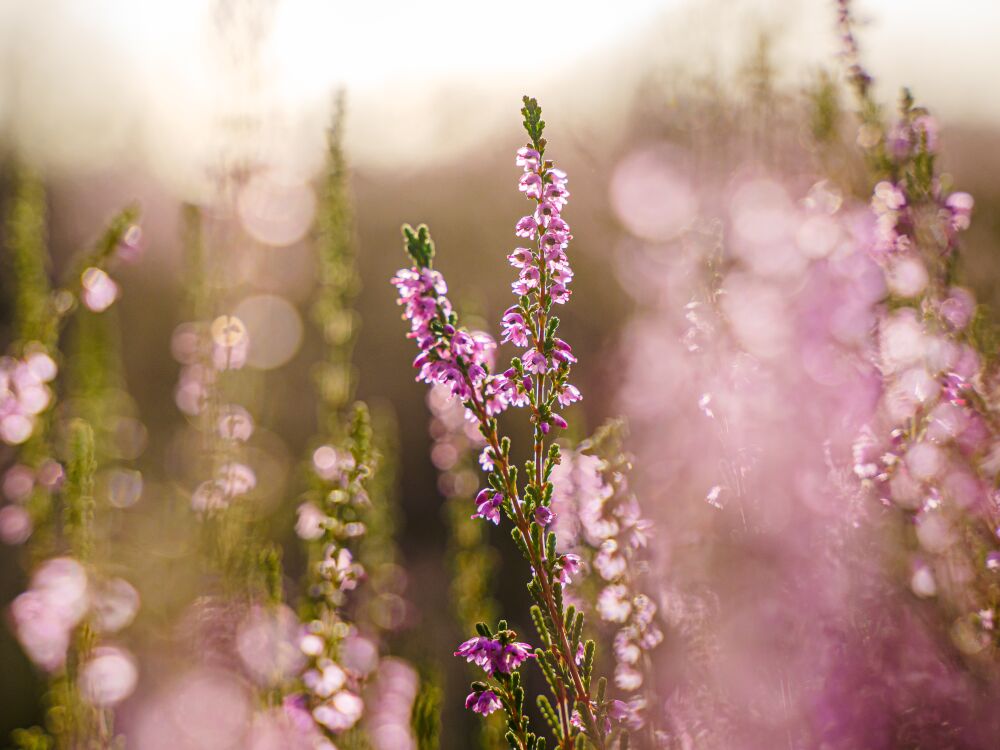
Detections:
237,605,305,686
81,267,120,312
10,557,89,670
217,404,254,441
295,502,326,540
2,464,35,502
91,577,140,634
0,505,32,544
312,690,363,732
79,646,138,706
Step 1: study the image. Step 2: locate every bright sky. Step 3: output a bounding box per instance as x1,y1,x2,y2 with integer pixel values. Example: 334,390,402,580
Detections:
0,0,997,193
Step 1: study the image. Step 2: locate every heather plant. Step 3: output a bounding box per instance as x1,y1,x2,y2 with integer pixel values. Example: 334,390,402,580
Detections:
603,4,1000,745
391,97,625,750
2,166,143,749
165,103,419,750
286,102,418,749
837,0,1000,660
548,421,664,744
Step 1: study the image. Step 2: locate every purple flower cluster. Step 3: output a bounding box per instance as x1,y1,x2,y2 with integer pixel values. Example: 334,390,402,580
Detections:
391,267,505,410
500,146,581,427
465,687,502,716
550,442,662,728
392,99,617,747
854,111,1000,631
0,349,57,445
11,556,139,706
295,444,368,596
285,621,373,739
454,634,535,676
171,316,261,514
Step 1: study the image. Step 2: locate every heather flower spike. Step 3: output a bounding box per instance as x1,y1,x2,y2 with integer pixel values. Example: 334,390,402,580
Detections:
392,96,620,750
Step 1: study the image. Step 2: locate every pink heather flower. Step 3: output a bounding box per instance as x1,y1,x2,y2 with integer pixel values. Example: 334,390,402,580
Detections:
0,505,32,545
547,167,568,185
614,630,642,666
872,181,906,213
3,464,35,502
534,201,561,227
947,191,974,213
10,590,72,671
493,371,528,408
501,310,530,348
517,264,541,289
987,551,1000,571
217,404,254,441
312,445,354,481
81,267,120,312
299,632,325,657
595,539,628,581
534,506,554,526
282,694,316,734
615,663,643,691
939,287,975,331
549,282,570,305
555,553,583,584
524,350,548,374
519,172,543,199
493,641,535,674
90,577,140,634
557,384,582,407
515,215,538,238
37,459,64,489
551,338,577,364
295,502,326,540
0,412,32,444
508,247,533,268
608,700,631,722
454,636,533,675
79,646,138,707
946,191,974,232
303,662,347,698
212,338,249,371
465,689,502,716
597,584,633,623
313,690,364,732
515,147,540,169
24,351,57,381
0,354,58,445
217,462,256,496
455,636,495,671
474,489,502,524
543,182,569,206
11,557,89,671
320,546,362,591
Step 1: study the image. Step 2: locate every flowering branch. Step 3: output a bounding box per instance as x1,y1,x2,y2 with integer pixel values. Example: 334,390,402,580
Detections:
550,421,665,743
392,97,621,750
837,0,1000,652
4,167,142,750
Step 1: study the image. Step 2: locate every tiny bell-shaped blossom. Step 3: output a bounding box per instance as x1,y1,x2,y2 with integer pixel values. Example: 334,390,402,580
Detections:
473,489,503,524
465,688,502,716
